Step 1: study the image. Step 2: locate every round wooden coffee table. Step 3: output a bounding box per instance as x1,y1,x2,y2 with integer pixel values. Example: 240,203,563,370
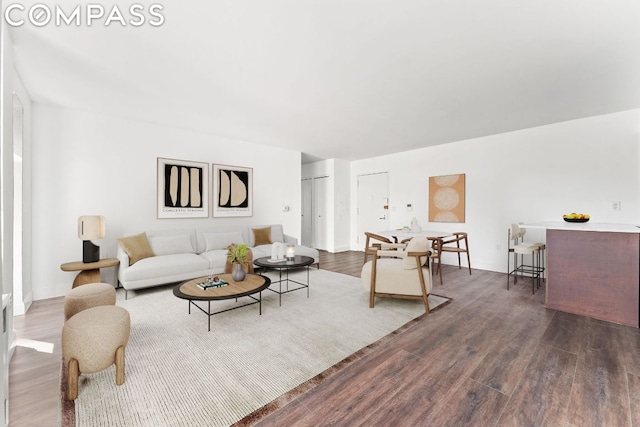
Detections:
253,255,314,306
173,273,271,331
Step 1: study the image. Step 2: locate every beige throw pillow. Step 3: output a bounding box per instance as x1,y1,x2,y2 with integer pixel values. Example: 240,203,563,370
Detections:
118,232,155,265
402,238,430,270
252,227,272,246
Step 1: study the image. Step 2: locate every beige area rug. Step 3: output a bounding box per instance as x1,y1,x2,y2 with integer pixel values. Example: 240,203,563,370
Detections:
61,269,450,426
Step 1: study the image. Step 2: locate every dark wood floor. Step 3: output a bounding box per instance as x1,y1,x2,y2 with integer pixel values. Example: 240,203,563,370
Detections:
256,251,640,426
8,251,640,426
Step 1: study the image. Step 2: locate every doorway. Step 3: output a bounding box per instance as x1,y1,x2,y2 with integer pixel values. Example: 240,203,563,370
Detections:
356,172,389,246
301,176,328,250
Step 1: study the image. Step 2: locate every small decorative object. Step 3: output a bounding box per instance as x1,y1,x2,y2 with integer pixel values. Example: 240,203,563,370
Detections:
286,245,295,261
228,244,249,281
232,263,246,281
78,215,106,263
563,212,590,223
410,217,422,233
271,242,285,261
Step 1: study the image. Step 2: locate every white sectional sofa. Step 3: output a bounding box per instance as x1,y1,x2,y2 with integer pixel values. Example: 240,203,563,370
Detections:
116,224,319,296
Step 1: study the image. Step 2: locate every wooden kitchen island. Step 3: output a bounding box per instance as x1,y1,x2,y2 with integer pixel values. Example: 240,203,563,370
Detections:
522,221,640,327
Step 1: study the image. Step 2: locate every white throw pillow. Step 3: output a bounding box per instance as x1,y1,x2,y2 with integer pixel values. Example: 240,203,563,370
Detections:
402,238,430,270
148,234,194,256
203,231,245,251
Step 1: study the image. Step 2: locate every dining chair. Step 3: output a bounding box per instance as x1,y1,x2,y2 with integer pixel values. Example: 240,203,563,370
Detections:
429,237,444,286
363,232,393,264
439,232,471,275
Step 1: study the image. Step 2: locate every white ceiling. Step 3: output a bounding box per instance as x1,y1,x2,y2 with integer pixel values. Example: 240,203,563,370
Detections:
8,0,640,162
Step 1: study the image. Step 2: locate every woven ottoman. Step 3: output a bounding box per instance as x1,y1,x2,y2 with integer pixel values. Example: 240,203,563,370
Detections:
62,305,131,400
64,282,116,320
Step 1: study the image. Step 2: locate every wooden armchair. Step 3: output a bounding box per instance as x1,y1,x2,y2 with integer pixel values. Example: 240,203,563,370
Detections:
363,232,393,264
360,239,433,313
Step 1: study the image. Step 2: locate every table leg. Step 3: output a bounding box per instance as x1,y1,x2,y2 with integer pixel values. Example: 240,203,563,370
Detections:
72,269,100,288
278,269,282,306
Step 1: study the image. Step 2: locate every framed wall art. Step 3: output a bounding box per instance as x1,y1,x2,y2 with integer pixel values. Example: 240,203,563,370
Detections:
157,157,209,218
212,164,253,217
429,173,465,223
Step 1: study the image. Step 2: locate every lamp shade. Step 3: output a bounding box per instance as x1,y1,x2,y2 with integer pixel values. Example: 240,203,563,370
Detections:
78,216,105,240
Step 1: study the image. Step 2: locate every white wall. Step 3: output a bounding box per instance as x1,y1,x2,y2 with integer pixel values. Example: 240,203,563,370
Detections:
32,105,301,300
351,109,640,272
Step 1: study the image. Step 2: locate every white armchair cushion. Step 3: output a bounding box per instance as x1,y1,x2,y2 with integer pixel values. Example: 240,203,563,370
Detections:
402,238,430,269
361,259,432,296
148,234,194,256
203,231,245,251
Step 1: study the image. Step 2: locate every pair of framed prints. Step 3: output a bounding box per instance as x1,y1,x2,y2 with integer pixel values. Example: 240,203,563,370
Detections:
157,157,252,219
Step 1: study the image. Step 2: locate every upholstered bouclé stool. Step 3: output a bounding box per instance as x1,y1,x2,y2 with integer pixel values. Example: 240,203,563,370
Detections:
64,282,116,320
62,305,131,400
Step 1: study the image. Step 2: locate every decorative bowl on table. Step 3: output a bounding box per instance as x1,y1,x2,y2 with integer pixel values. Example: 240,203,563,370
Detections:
563,213,589,223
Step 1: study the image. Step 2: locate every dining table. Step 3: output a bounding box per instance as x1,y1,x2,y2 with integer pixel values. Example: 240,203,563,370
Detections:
376,229,452,243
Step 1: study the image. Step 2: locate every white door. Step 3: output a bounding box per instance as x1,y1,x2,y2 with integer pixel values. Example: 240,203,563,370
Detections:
357,172,389,247
313,177,327,250
301,179,313,247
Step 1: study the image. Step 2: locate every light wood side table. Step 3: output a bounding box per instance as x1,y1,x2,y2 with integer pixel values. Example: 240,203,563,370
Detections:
60,258,120,288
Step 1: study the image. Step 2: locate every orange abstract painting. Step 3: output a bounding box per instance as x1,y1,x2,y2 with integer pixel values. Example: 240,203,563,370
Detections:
429,174,465,223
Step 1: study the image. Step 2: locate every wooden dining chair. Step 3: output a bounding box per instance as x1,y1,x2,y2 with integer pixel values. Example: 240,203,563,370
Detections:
429,237,444,286
363,232,393,264
439,232,471,275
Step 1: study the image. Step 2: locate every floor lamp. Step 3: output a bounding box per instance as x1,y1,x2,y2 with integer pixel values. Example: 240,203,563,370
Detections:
78,215,105,263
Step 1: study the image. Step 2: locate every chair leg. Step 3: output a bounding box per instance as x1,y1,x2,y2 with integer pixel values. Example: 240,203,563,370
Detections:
116,346,126,386
67,358,79,400
465,241,471,275
369,258,377,308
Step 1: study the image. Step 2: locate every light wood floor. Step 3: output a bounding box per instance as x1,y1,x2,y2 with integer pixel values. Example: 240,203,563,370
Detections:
9,251,640,426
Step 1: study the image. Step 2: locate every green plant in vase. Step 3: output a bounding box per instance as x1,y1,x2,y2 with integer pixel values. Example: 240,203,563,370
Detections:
227,244,249,281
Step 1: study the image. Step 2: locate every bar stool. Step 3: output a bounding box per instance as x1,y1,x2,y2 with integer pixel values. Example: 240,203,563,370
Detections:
507,224,542,294
518,223,546,281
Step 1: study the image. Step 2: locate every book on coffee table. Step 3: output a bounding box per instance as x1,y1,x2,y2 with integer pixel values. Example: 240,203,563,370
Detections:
197,280,229,290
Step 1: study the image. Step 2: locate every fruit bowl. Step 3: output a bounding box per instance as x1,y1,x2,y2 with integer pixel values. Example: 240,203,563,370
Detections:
563,213,589,223
563,218,589,223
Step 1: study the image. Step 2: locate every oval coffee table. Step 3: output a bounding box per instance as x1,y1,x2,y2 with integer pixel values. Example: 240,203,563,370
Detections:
253,255,314,306
173,273,270,331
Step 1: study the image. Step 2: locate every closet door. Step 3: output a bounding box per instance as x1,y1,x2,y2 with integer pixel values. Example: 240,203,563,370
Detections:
313,177,327,250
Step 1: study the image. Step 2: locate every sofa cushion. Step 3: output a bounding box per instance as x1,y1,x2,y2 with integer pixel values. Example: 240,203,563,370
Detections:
117,233,154,265
203,231,245,251
148,234,194,256
402,238,430,270
252,227,272,246
198,250,228,273
249,225,285,246
120,253,210,282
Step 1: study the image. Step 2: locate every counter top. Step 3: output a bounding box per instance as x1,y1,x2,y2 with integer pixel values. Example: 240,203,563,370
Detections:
521,221,640,233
